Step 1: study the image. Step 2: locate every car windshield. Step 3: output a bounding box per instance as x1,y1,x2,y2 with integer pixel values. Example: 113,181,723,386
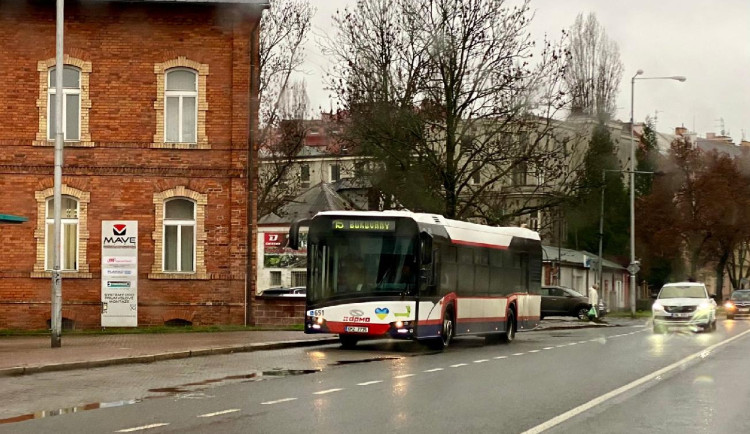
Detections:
658,285,707,299
731,291,750,301
566,288,585,297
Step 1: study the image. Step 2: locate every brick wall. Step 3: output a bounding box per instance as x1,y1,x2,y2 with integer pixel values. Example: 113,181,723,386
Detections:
252,296,306,328
0,1,260,329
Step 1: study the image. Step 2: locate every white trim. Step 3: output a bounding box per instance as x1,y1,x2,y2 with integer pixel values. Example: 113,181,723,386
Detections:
164,68,198,144
162,198,197,272
47,66,81,142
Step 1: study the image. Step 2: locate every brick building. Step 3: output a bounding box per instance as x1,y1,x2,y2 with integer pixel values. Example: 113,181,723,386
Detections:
0,0,268,329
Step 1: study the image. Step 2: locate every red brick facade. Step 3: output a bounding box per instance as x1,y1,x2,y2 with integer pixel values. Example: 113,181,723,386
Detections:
0,1,264,329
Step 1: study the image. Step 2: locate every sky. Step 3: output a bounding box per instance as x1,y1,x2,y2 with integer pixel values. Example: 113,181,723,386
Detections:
295,0,750,143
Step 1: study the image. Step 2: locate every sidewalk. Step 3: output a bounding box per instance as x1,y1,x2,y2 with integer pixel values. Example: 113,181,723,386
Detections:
0,317,644,377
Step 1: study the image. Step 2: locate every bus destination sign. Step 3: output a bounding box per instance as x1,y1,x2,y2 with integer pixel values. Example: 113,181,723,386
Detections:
332,219,396,232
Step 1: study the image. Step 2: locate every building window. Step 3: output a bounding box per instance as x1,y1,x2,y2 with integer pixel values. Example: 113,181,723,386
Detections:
165,69,197,143
48,66,80,141
470,162,481,185
292,270,307,287
163,198,196,272
153,57,209,149
301,164,310,189
33,185,91,277
270,271,282,286
330,163,340,182
150,186,208,279
35,56,92,146
45,196,79,271
512,162,528,186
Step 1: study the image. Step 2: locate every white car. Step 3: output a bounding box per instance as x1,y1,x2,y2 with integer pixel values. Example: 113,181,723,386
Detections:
652,282,717,333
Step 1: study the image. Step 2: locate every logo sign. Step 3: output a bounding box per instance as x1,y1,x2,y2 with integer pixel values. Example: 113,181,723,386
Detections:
349,309,364,317
332,220,396,232
375,307,390,320
264,233,286,247
102,221,138,327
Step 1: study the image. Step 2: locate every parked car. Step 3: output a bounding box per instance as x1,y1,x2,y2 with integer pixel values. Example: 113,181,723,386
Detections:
537,286,592,320
724,290,750,319
260,286,306,297
652,282,717,333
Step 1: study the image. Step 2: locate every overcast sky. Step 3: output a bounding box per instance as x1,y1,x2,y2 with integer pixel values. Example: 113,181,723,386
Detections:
296,0,750,143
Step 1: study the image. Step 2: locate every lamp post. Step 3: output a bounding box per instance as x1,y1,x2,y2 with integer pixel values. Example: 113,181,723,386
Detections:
629,71,686,316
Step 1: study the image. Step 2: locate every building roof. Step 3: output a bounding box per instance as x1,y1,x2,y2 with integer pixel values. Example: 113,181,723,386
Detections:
542,245,625,271
259,182,353,225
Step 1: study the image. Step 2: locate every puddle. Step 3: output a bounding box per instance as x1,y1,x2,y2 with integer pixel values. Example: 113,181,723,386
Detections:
0,399,140,425
332,357,400,365
0,370,318,425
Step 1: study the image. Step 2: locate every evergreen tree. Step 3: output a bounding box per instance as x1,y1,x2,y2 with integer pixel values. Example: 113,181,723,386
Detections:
566,123,629,257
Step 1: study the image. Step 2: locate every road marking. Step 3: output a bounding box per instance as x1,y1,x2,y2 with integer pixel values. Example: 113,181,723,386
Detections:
568,342,577,346
512,353,524,356
528,350,540,353
116,423,170,432
578,341,587,344
521,327,750,434
556,345,566,348
494,356,507,359
474,359,489,363
543,347,554,350
357,380,383,386
198,409,240,418
261,398,298,405
395,374,415,379
424,368,444,372
313,388,343,395
451,363,468,367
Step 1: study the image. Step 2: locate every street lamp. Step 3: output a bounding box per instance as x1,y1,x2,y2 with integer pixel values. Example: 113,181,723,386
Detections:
629,71,686,316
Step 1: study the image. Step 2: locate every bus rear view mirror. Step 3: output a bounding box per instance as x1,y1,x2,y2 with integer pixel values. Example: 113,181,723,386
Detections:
288,218,311,250
419,232,433,265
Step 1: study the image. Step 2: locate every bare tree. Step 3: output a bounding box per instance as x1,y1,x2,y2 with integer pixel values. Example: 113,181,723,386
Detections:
565,12,623,120
257,0,314,218
326,0,577,222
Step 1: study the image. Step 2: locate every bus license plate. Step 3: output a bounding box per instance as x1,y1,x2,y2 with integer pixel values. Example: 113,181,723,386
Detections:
345,326,368,333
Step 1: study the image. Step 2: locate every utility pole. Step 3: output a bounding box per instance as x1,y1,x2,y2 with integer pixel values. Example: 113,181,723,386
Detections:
51,0,65,348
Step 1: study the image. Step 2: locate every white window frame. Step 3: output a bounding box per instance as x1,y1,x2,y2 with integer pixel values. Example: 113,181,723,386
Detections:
47,66,81,141
162,198,197,272
44,196,79,271
164,68,198,144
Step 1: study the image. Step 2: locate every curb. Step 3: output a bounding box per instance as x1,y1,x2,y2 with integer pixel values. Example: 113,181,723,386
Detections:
0,337,340,378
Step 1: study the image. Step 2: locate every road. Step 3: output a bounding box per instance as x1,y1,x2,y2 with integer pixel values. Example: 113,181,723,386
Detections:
3,320,750,433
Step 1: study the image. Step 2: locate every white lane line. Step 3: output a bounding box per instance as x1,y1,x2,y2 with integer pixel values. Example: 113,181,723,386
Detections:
313,388,343,395
261,398,298,405
556,345,566,348
116,423,170,432
424,368,444,372
494,356,507,359
512,353,524,356
474,359,489,363
521,328,750,434
451,363,469,368
568,342,578,346
198,409,240,418
589,339,598,342
395,374,415,379
357,380,383,386
578,341,587,344
528,350,540,353
543,347,554,350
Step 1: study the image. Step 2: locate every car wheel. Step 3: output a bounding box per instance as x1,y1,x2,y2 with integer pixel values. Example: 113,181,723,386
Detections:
338,335,359,349
500,309,516,343
576,306,590,321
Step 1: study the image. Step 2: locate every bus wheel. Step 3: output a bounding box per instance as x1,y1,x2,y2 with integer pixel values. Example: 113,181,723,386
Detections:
500,310,516,343
339,335,359,349
441,310,454,347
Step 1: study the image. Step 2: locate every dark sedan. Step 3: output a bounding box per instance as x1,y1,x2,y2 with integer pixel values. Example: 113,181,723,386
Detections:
725,290,750,319
536,285,592,320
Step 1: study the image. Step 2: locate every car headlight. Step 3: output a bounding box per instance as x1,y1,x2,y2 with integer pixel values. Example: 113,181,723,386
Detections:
725,301,735,309
697,302,712,311
652,302,665,311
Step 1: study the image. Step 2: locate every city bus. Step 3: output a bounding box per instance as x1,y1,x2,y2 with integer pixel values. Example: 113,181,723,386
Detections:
287,210,542,349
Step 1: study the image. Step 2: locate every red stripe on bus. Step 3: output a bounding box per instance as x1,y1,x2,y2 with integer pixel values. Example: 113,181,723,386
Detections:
457,317,506,323
451,239,509,250
326,322,391,335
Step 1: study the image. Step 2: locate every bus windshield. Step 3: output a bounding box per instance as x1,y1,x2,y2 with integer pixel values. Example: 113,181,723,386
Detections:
308,233,417,303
